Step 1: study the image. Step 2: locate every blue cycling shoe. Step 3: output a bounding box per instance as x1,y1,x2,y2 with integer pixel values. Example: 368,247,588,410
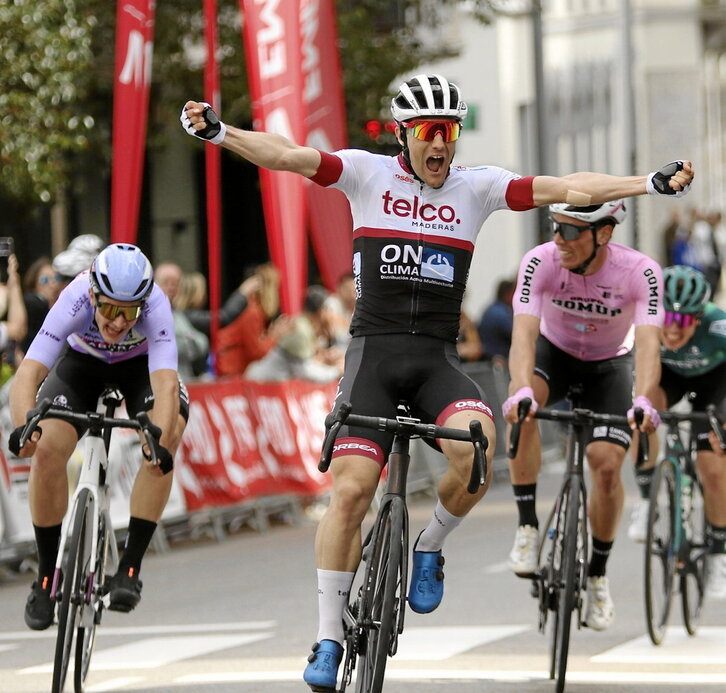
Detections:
303,639,343,692
407,536,445,614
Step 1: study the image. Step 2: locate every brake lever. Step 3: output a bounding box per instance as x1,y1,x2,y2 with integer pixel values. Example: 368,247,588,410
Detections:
467,419,488,494
634,407,649,466
508,397,532,459
318,401,352,473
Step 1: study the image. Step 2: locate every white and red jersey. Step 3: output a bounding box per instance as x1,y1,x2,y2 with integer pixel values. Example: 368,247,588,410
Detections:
311,149,535,343
513,241,664,360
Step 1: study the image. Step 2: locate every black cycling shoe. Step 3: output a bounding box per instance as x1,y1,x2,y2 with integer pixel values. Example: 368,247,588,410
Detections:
24,577,55,631
107,568,143,612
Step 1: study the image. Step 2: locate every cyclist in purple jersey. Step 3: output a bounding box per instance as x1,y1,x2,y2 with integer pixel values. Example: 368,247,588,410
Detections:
181,74,693,691
9,244,188,630
502,200,669,631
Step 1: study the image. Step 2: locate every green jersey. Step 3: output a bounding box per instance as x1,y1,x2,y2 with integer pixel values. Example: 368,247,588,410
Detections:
660,302,726,377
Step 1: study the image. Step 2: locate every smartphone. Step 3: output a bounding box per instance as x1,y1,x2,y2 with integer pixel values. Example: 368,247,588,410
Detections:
0,237,13,283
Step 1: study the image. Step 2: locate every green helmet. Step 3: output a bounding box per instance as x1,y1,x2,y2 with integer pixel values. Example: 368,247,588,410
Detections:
663,265,712,314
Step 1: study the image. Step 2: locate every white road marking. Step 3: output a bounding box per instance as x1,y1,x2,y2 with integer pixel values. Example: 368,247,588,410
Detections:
0,620,275,640
21,632,273,673
593,626,726,664
396,625,530,659
86,677,144,691
482,561,511,574
176,669,726,686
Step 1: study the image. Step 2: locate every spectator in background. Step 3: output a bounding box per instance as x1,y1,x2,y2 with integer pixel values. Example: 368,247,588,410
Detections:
691,210,722,295
457,309,483,362
216,263,291,377
0,253,28,381
661,205,690,266
302,284,346,371
246,285,343,384
52,234,105,285
174,270,260,337
21,258,62,355
154,262,209,381
478,278,515,366
324,272,356,348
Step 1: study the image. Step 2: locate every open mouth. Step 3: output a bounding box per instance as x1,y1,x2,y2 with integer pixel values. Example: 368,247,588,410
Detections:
426,156,445,173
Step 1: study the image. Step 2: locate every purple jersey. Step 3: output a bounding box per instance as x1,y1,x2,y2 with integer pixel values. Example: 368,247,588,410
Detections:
513,242,663,361
25,271,178,373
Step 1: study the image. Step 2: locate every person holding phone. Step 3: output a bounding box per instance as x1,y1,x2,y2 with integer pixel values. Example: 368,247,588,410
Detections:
0,243,28,368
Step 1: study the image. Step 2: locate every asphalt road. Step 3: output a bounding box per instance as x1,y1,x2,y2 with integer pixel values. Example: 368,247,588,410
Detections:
1,461,725,693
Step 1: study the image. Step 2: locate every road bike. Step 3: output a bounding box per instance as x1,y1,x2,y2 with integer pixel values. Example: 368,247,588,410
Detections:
16,389,165,693
509,389,643,693
642,404,726,645
318,401,489,693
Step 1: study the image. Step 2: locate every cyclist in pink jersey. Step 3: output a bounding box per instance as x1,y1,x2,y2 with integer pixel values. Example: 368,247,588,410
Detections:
181,74,692,691
9,243,189,630
502,200,667,631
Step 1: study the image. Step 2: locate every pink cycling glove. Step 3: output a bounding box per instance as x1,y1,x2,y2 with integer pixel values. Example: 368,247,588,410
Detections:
502,386,538,418
627,395,661,430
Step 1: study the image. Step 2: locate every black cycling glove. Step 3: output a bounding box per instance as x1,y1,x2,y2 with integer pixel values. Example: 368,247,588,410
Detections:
156,444,174,475
180,102,226,145
646,160,691,197
8,424,41,456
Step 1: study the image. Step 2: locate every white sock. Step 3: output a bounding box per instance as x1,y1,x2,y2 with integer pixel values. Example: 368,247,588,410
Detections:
415,500,463,552
316,569,355,644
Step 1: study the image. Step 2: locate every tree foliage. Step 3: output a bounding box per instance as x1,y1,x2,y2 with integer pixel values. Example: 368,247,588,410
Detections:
0,0,497,208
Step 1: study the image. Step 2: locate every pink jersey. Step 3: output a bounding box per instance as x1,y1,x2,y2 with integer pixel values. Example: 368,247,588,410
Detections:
24,271,178,372
513,241,663,360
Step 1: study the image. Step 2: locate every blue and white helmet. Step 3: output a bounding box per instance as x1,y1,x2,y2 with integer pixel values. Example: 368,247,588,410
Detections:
90,243,153,302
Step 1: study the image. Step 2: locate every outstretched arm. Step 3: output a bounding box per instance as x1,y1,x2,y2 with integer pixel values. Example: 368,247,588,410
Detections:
181,101,322,177
531,160,694,207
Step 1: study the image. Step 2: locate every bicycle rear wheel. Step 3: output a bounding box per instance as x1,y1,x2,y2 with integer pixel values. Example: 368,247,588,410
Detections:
355,497,405,693
644,459,676,645
74,512,108,692
53,489,93,693
550,479,586,693
681,478,707,635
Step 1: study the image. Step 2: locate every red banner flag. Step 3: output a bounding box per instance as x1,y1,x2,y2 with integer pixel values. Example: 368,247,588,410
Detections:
177,378,335,510
240,0,308,314
301,0,353,291
204,0,223,368
110,0,155,244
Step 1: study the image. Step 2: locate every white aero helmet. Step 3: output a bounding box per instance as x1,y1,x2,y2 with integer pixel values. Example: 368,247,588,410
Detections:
549,199,627,226
89,243,154,302
391,74,468,123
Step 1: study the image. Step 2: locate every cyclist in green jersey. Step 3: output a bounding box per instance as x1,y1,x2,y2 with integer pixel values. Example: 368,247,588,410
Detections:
628,265,726,599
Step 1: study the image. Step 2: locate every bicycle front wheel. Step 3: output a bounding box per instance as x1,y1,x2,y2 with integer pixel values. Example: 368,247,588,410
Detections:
74,511,108,692
355,497,405,693
681,477,707,635
644,459,676,645
550,479,586,693
53,489,93,693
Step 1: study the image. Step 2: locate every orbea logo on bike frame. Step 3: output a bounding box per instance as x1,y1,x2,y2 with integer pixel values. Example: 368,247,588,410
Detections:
381,191,460,231
379,244,455,283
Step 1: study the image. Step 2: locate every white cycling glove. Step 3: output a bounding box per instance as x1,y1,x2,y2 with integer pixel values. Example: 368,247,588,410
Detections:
502,386,538,418
646,160,691,198
180,102,227,145
627,395,661,430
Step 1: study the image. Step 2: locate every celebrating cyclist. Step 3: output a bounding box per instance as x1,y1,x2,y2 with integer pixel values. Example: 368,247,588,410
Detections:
181,74,692,691
9,243,188,630
502,200,673,631
628,265,726,599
